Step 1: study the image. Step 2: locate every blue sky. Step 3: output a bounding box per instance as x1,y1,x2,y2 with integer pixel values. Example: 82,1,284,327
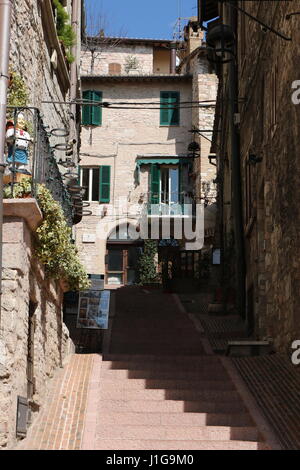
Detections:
84,0,198,39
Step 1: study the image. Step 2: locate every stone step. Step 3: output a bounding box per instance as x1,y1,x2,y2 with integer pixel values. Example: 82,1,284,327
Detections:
108,348,206,356
99,377,236,391
98,411,254,427
95,424,259,441
98,399,247,414
99,388,240,402
100,368,229,380
102,354,219,363
94,439,269,451
100,361,227,372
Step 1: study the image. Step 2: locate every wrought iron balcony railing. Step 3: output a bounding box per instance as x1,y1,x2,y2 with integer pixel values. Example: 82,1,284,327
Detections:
4,106,79,225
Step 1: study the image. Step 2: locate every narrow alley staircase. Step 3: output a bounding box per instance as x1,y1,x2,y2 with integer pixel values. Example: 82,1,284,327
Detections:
89,287,270,450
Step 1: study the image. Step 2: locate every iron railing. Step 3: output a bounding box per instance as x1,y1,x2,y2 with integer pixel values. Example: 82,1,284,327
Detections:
5,106,76,225
144,191,195,216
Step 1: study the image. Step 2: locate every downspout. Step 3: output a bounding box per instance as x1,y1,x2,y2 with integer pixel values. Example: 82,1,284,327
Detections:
70,0,80,164
228,3,246,319
170,41,177,74
0,0,12,326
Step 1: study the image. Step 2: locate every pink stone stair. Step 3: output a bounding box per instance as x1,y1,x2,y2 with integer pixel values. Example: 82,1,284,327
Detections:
100,378,236,391
98,411,254,427
99,388,241,402
100,368,229,381
87,288,270,450
94,439,270,451
96,424,259,441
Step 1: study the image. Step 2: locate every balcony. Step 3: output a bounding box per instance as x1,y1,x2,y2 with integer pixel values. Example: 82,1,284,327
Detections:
3,106,81,225
143,192,195,217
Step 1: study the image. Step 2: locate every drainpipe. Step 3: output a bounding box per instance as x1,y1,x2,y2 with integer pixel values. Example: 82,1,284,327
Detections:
170,41,177,74
0,0,12,326
227,4,246,320
70,0,80,164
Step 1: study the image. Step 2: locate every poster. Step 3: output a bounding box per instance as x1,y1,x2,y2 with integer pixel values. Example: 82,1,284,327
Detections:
77,289,110,330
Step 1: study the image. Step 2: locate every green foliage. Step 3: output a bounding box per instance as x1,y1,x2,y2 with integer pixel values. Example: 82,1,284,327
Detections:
7,71,29,118
4,179,90,291
138,240,159,285
36,185,90,291
3,177,32,198
53,0,76,63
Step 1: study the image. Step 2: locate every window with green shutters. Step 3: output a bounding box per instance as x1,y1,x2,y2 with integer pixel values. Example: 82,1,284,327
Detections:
99,166,111,203
150,164,160,204
80,166,111,202
82,90,103,126
160,91,180,126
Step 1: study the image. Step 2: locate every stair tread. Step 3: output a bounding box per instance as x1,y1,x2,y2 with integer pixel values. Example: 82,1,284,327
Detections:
94,439,270,450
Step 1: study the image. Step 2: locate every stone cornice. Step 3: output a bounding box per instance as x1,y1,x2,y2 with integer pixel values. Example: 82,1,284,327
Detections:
3,199,43,232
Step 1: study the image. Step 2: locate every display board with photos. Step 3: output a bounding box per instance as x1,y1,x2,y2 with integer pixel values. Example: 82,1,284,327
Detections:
77,284,110,330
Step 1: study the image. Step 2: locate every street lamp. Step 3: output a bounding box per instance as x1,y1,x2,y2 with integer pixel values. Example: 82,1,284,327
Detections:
206,24,235,64
187,141,200,159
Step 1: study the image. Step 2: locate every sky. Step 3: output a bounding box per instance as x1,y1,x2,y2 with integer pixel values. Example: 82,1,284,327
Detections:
84,0,198,39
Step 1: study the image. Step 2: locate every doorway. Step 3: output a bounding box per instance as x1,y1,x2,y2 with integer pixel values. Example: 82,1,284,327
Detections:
106,245,143,286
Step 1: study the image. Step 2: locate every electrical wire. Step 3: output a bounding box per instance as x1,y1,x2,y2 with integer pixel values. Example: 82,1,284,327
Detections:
42,99,217,107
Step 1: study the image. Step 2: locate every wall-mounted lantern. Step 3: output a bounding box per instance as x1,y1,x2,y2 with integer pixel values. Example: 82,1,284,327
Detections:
206,24,235,64
187,141,200,159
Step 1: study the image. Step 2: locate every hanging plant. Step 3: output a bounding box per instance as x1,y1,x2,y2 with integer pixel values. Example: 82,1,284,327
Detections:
53,0,76,63
7,70,29,118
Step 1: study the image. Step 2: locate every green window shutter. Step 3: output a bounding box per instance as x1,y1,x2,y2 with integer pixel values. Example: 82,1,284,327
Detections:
160,92,170,125
150,164,160,204
99,165,110,202
82,90,92,125
91,91,102,126
170,92,180,125
160,91,180,126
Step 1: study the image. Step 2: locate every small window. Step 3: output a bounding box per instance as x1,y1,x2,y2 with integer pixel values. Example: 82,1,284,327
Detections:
109,63,121,75
160,91,180,126
80,166,111,202
82,90,102,126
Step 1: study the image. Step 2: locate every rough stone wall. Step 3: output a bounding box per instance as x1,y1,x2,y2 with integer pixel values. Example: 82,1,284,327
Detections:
76,79,192,275
190,56,218,211
9,0,73,146
220,1,300,351
81,43,154,76
0,214,74,448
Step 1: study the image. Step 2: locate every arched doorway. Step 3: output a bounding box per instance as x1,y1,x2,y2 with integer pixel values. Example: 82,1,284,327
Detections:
105,223,143,286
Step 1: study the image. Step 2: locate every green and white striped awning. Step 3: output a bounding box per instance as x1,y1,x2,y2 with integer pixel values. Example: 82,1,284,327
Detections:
136,158,180,168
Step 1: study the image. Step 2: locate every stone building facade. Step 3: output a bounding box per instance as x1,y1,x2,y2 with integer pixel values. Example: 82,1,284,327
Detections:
0,0,83,448
9,0,81,150
77,24,217,285
204,0,300,351
0,201,74,448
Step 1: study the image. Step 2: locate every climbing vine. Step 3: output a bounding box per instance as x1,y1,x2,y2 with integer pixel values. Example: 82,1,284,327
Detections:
138,240,159,285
